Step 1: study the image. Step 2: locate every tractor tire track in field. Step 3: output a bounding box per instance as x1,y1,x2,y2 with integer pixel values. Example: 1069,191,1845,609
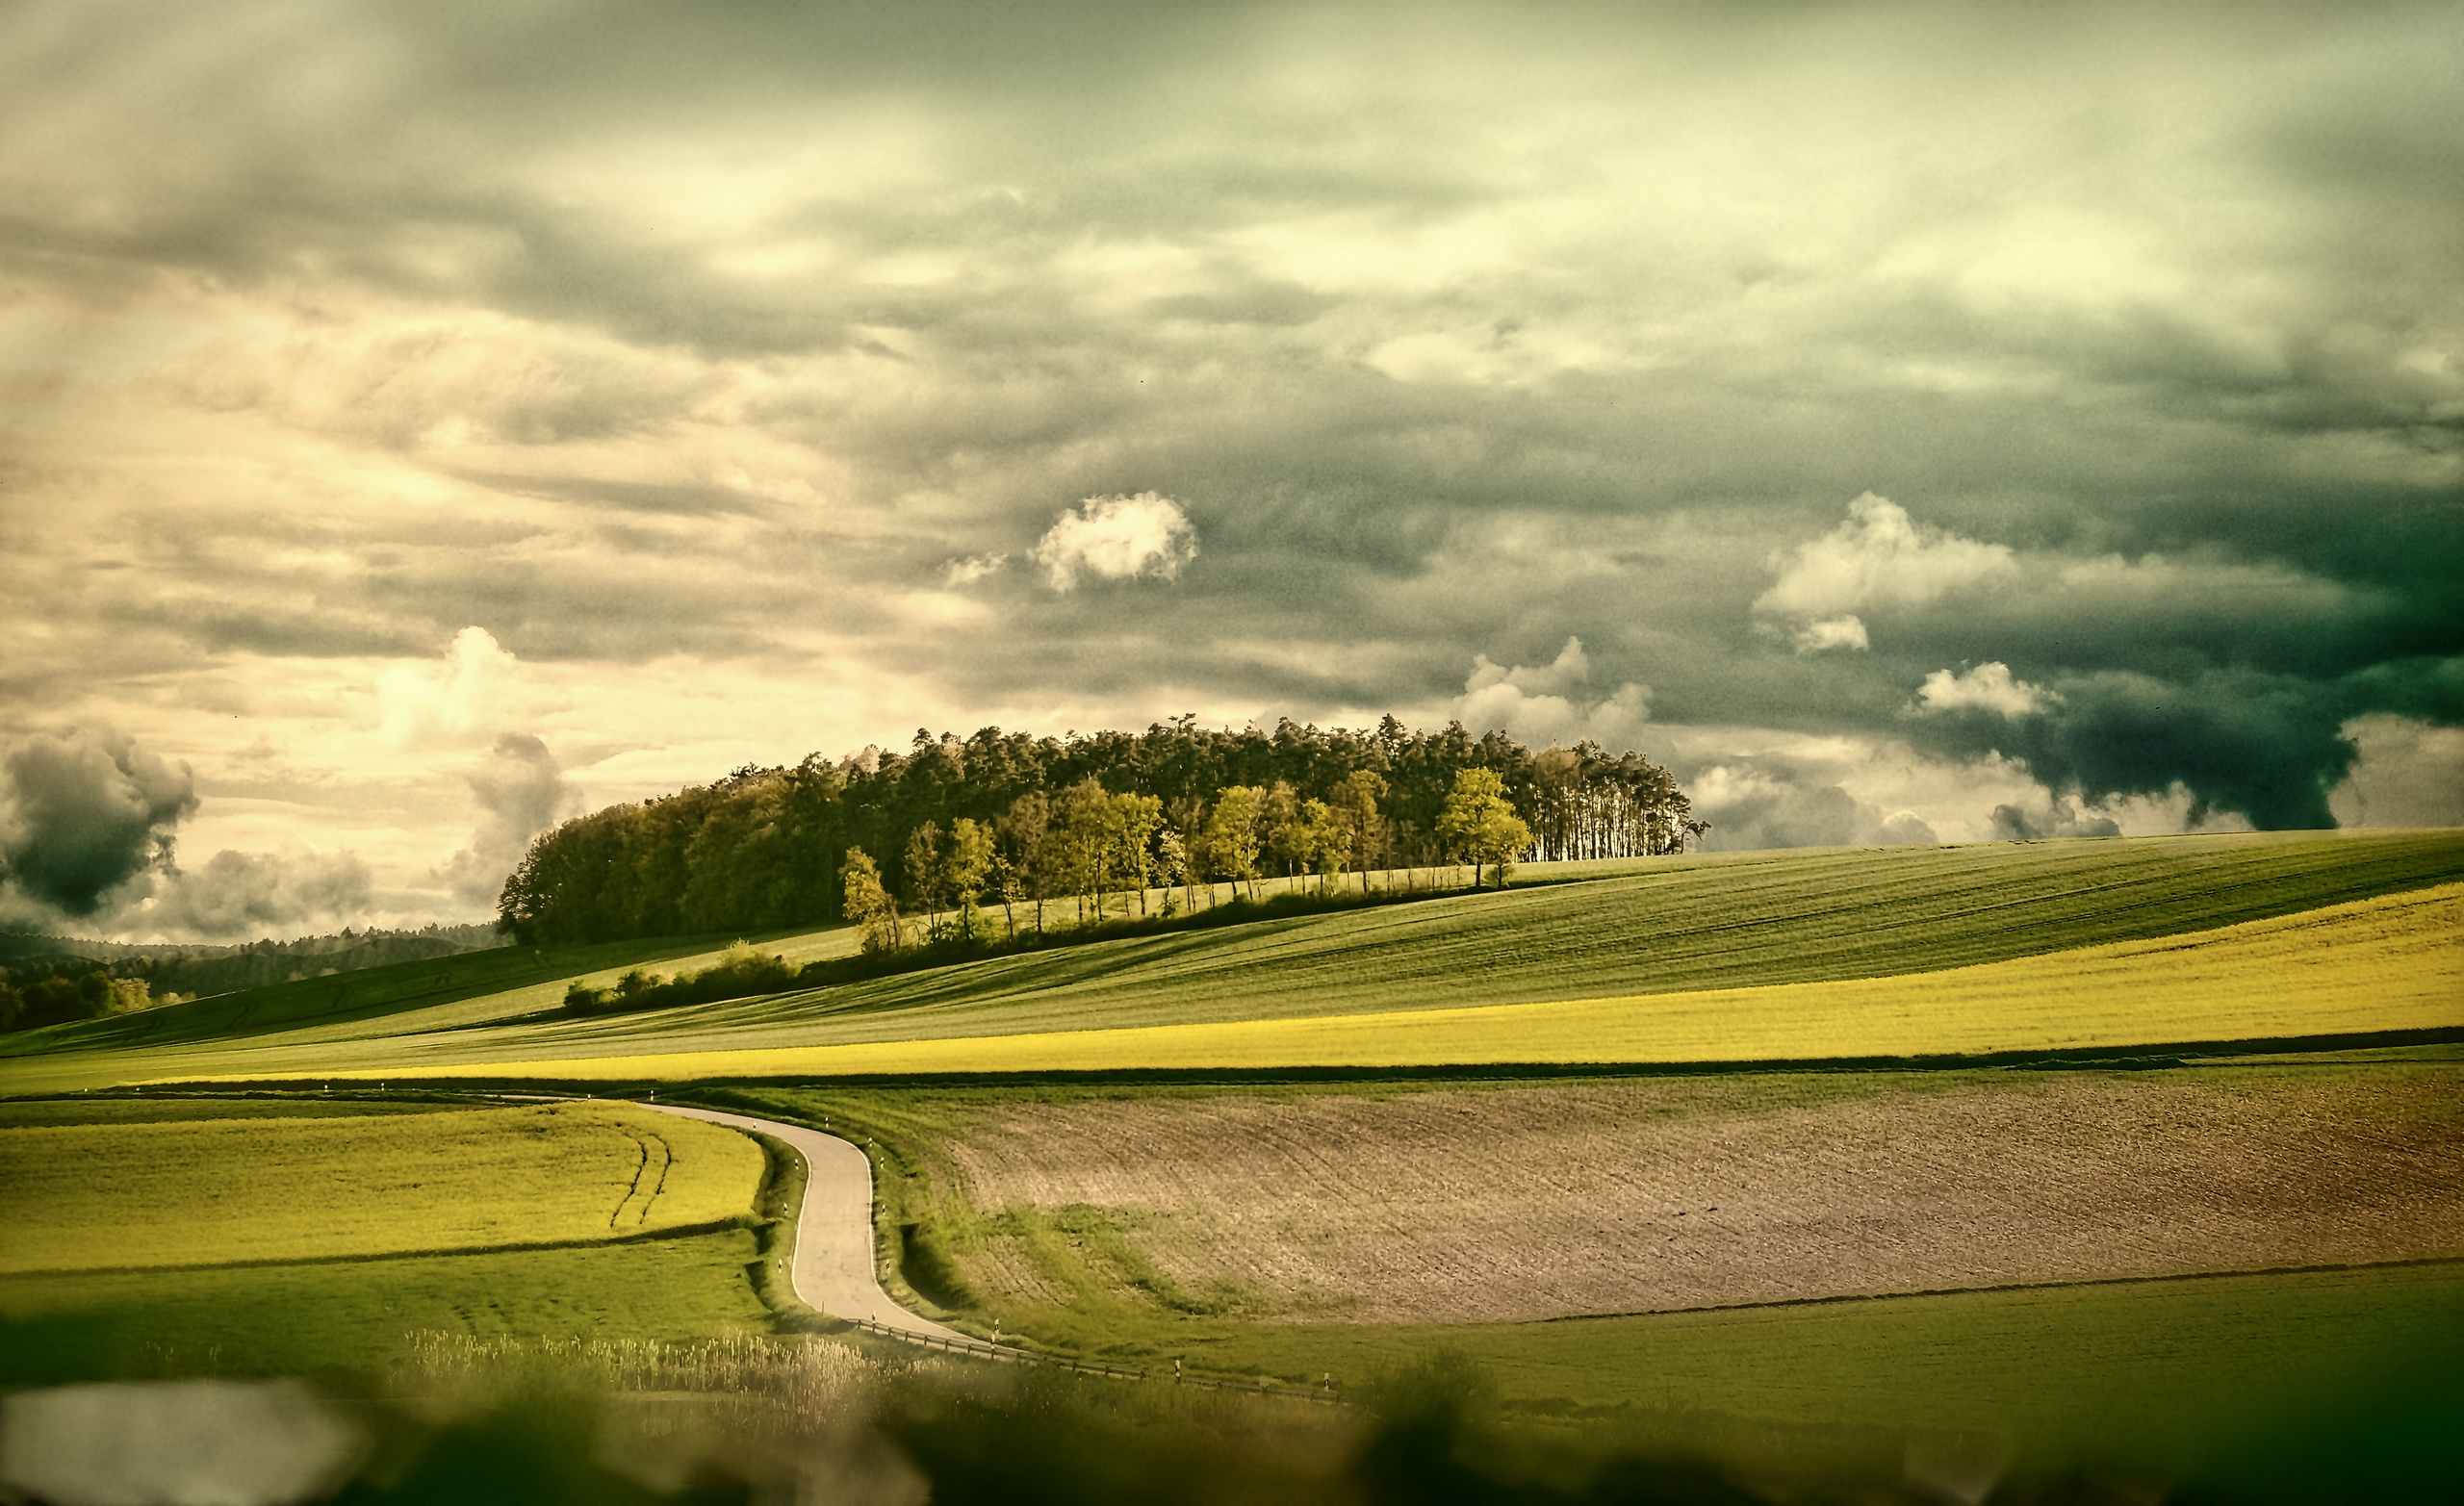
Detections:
639,1103,969,1344
609,1131,676,1230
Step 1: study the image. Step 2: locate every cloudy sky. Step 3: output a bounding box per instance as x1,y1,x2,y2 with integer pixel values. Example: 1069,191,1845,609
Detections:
3,1,2459,940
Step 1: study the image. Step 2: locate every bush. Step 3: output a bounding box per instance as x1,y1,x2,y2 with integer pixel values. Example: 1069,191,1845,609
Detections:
560,944,796,1017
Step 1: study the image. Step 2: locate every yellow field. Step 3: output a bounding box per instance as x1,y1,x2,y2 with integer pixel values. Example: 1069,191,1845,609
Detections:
270,882,2463,1085
0,1102,765,1275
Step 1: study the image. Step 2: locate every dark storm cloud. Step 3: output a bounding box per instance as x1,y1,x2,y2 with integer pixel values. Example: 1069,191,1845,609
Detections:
0,729,197,917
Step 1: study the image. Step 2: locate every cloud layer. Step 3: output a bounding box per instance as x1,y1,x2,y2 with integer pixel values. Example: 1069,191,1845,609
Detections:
0,2,2457,933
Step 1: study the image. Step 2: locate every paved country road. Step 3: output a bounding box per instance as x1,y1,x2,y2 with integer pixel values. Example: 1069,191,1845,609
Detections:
641,1103,971,1344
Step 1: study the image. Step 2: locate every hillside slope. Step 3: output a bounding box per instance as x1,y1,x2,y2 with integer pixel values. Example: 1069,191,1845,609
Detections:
3,830,2458,1091
346,879,2464,1081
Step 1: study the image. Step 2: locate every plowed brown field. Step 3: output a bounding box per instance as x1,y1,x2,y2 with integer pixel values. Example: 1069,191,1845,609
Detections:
937,1066,2464,1324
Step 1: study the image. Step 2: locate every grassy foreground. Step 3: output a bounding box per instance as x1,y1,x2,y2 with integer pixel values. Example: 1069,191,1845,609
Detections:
0,1232,771,1387
313,881,2463,1082
1191,1262,2464,1473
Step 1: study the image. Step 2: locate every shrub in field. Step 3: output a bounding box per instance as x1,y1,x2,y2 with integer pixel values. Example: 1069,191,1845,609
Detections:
562,943,797,1016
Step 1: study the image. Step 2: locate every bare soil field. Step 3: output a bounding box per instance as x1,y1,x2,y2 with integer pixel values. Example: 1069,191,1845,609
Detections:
934,1066,2464,1324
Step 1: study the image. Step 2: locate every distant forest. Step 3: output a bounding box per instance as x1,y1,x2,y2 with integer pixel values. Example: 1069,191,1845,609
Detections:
0,923,497,1032
500,718,1706,946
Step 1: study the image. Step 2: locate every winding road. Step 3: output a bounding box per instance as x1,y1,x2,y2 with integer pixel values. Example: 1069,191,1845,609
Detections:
641,1103,971,1344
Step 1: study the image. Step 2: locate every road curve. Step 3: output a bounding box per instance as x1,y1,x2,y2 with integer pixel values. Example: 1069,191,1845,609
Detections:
641,1102,970,1343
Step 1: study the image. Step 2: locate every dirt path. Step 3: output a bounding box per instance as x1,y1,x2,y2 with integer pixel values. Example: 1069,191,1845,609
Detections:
641,1103,969,1343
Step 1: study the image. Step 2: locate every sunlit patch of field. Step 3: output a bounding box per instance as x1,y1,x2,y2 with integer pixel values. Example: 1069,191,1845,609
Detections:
348,881,2464,1083
0,1100,765,1275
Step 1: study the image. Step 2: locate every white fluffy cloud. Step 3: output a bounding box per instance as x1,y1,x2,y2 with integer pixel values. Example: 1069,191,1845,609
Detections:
1757,494,2017,649
1791,615,1870,654
375,627,521,747
1917,662,2055,718
1028,493,1199,592
1454,638,1653,751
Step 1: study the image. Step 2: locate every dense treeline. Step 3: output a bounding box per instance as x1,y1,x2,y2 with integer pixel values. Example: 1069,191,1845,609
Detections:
0,925,497,1004
499,717,1705,946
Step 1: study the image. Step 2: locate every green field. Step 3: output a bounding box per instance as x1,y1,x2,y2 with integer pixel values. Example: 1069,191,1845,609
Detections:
0,1100,765,1273
4,830,2459,1092
0,1097,778,1384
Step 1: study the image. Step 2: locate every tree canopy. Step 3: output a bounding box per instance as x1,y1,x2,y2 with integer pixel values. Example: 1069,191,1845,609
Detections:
498,717,1705,944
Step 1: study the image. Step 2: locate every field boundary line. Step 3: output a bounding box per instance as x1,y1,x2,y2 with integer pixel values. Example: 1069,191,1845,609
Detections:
1528,1252,2464,1326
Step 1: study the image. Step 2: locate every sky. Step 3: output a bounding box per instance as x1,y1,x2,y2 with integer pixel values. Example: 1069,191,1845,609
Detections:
2,1,2459,941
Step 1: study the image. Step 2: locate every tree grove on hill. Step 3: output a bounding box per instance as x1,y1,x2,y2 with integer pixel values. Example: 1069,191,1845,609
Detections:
496,717,1707,944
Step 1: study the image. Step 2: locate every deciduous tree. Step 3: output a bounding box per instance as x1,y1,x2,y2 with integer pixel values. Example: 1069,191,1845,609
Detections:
839,847,903,955
1437,768,1534,890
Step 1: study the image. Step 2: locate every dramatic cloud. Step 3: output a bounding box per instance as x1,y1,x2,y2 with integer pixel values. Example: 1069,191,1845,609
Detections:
0,2,2457,935
0,728,379,939
1960,669,2361,830
1028,494,1199,592
0,730,197,917
1918,663,2055,719
1756,495,2017,651
440,733,578,908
